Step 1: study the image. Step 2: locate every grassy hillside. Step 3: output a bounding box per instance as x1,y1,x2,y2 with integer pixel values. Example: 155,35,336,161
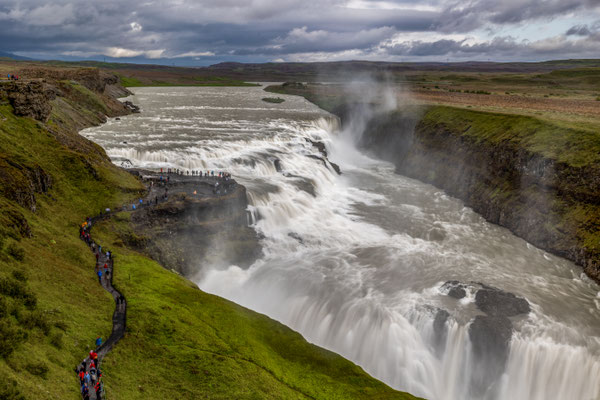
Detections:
0,95,143,399
91,214,418,399
420,106,600,167
0,70,419,399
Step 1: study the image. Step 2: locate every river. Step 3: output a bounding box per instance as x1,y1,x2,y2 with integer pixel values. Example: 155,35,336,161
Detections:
81,86,600,400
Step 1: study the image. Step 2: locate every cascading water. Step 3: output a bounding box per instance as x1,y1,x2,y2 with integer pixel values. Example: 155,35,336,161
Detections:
82,86,600,400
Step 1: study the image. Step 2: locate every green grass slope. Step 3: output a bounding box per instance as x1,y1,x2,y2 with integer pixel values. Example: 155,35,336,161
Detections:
420,106,600,168
0,76,420,399
92,214,419,399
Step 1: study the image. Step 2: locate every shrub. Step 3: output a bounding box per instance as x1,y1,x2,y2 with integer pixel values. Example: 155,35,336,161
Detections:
20,310,50,335
54,320,68,331
24,361,49,379
11,270,27,282
6,243,24,261
0,320,27,358
49,331,63,349
0,278,37,310
0,378,25,400
0,297,7,319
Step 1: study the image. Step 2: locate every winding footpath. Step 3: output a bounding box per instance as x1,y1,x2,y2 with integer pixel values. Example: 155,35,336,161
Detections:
76,214,127,400
74,171,234,399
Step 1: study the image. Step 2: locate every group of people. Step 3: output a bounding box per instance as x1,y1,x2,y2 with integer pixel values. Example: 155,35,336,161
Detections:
5,73,20,80
77,217,113,399
76,351,104,400
160,167,231,179
154,168,234,197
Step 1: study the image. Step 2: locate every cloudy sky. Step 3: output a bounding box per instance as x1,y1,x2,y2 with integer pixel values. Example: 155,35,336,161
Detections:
1,0,599,65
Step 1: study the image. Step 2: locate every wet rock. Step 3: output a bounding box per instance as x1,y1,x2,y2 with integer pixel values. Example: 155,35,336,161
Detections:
433,309,449,354
123,101,140,113
428,226,447,241
273,158,282,172
305,138,328,158
468,315,513,395
441,280,467,299
288,232,304,244
329,161,342,175
306,154,342,175
433,309,449,335
475,285,530,317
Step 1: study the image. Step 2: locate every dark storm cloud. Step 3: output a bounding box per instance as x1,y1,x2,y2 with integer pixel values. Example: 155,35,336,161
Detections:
383,35,600,60
566,25,592,36
0,0,598,63
434,0,600,33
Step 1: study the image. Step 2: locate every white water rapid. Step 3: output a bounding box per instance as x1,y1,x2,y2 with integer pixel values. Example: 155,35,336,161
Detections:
82,86,600,400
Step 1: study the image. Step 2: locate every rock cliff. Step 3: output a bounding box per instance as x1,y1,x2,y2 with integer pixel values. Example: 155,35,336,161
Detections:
352,107,600,283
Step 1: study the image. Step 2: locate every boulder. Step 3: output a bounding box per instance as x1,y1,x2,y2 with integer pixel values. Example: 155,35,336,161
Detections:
475,285,530,316
441,280,467,299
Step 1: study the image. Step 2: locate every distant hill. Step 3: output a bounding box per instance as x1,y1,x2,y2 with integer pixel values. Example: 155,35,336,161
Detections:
0,51,34,61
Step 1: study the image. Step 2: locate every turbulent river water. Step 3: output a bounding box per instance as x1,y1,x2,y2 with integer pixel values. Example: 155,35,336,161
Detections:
82,86,600,400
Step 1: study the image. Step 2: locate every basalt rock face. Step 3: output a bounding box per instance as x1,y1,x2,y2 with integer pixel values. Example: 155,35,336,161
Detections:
0,157,52,213
344,108,600,284
130,180,261,277
3,81,57,122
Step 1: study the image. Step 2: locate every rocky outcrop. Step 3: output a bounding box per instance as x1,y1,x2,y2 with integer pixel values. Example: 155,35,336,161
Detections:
2,81,57,121
129,175,261,277
474,284,530,316
0,156,52,212
440,280,467,299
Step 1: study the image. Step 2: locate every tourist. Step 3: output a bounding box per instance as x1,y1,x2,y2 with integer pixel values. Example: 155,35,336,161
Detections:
97,270,103,283
96,336,102,347
84,371,91,386
95,381,103,400
89,365,97,385
81,384,89,400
